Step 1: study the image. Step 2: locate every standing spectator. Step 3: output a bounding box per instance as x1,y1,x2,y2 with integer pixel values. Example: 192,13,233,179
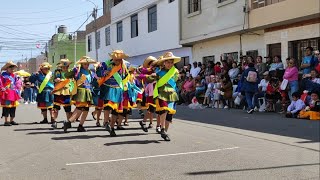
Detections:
222,60,230,75
23,77,33,104
212,76,222,108
206,61,214,76
221,75,233,109
265,56,273,70
247,56,255,64
241,63,260,114
301,47,316,75
269,55,284,71
31,80,39,104
253,71,270,111
214,62,222,75
228,62,240,83
283,58,299,100
190,62,201,78
286,92,305,118
16,76,23,97
199,64,206,78
255,56,267,78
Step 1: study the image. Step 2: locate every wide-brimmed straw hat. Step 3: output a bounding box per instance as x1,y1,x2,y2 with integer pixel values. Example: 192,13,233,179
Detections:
39,62,52,69
143,56,157,68
1,61,18,71
109,50,129,60
58,59,73,67
157,52,181,66
76,56,97,65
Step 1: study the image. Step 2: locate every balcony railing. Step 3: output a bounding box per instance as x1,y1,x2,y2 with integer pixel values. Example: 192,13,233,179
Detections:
251,0,286,9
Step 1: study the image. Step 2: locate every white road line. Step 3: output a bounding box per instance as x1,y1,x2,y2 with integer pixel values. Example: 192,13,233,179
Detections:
66,147,239,166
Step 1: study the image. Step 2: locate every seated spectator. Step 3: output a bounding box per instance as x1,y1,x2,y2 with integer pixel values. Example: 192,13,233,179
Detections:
253,71,270,111
266,77,281,112
283,58,299,100
199,64,206,78
286,92,305,118
221,75,233,109
301,47,316,75
206,61,214,76
313,50,320,73
203,75,215,107
214,62,222,75
228,62,240,82
255,56,267,78
269,55,284,71
195,75,206,100
176,72,186,105
190,62,201,78
180,75,195,104
301,69,320,92
298,91,320,120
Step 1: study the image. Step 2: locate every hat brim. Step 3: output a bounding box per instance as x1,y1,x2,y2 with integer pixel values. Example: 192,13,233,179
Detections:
109,53,129,60
157,57,181,66
1,62,18,71
143,57,157,68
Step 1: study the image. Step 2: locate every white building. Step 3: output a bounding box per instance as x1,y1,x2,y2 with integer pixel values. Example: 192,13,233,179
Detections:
86,0,192,68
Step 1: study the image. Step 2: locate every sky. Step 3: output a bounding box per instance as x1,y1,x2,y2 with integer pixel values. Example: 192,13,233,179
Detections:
0,0,103,63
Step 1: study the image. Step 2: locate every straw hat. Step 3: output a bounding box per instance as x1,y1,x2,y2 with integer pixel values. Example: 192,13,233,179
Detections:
76,56,97,64
157,52,181,66
58,59,73,67
1,61,18,71
128,66,136,73
39,62,52,69
109,50,129,60
143,56,157,68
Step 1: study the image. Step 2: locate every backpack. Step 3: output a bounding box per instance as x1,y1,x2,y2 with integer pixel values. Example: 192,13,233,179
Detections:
246,70,258,83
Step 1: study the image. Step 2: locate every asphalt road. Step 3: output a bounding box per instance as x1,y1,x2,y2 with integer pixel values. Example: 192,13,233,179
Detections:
0,104,319,180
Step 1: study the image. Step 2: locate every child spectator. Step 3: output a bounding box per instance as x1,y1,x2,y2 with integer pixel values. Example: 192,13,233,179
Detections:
212,76,222,108
286,92,305,118
298,91,320,120
203,75,215,107
195,76,206,101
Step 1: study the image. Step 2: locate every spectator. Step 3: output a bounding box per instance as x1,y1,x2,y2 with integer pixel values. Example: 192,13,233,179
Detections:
253,71,270,111
203,75,215,107
195,75,206,101
301,47,316,75
247,56,255,64
214,62,222,75
176,72,186,105
186,64,192,73
190,62,201,78
180,75,195,104
283,58,299,100
269,55,284,71
265,56,273,71
221,75,233,109
206,61,214,76
23,77,33,104
228,62,240,83
222,60,230,75
301,69,320,92
199,64,206,78
255,56,267,78
241,58,249,71
313,50,320,73
241,63,260,114
286,92,305,118
298,91,320,120
265,77,281,112
31,81,39,104
16,76,23,97
212,76,222,108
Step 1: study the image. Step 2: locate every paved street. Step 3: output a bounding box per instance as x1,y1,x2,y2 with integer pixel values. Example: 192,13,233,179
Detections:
0,104,319,180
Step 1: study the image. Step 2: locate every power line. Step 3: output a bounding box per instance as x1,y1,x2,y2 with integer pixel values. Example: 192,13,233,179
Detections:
0,25,51,38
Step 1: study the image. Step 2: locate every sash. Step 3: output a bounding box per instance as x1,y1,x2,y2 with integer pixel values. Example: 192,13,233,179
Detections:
153,67,176,98
97,64,122,86
39,71,52,93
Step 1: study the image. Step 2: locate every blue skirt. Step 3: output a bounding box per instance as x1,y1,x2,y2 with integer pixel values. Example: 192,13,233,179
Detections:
100,85,123,103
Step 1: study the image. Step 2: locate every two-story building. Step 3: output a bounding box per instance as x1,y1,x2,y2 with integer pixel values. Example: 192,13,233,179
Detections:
86,0,192,68
180,0,320,66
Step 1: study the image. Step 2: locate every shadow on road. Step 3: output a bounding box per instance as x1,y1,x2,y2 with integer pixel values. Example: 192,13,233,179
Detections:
51,133,147,140
104,140,161,146
174,106,320,142
186,163,320,175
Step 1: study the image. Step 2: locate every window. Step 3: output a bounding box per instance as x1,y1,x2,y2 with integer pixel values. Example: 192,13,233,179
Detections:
252,0,286,9
288,38,320,67
117,21,123,42
60,54,66,59
114,0,123,6
96,31,101,49
246,50,258,60
105,27,110,46
169,0,175,3
148,5,157,33
267,43,281,60
131,14,138,38
203,56,215,65
222,52,239,61
88,35,92,52
188,0,201,14
176,56,190,70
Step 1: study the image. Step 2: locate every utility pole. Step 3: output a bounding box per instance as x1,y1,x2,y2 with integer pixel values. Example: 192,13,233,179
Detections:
74,32,77,64
93,7,98,61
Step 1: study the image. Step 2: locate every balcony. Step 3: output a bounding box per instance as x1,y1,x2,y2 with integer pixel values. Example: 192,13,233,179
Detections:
86,14,111,34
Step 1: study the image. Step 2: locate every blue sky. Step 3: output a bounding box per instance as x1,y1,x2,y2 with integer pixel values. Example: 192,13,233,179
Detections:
0,0,102,63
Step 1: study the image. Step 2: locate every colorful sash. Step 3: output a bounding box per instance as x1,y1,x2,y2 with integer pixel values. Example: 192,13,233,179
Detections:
39,71,52,93
153,67,176,98
98,60,128,88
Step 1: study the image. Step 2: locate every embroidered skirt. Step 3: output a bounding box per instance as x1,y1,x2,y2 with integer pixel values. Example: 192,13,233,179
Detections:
37,88,54,109
72,88,93,108
53,95,72,107
155,99,176,115
1,100,19,108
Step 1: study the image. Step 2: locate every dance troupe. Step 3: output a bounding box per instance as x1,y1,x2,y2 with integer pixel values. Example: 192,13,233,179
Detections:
0,50,180,141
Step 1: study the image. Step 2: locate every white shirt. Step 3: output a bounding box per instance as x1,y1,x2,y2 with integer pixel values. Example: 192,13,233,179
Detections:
287,99,305,114
190,67,201,78
258,79,269,92
311,78,320,84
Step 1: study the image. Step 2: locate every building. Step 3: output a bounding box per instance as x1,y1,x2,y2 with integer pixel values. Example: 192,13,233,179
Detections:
86,0,192,68
27,54,47,73
48,25,86,69
17,62,28,71
180,0,320,66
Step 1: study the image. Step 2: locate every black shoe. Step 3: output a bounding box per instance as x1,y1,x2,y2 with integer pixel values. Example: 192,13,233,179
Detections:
4,122,12,126
148,123,153,129
105,123,111,132
161,130,171,141
63,121,71,133
110,128,116,137
96,121,101,127
51,122,57,129
139,121,148,132
92,112,96,120
77,125,86,132
247,109,254,114
156,126,161,134
40,118,48,124
10,121,19,125
117,126,125,130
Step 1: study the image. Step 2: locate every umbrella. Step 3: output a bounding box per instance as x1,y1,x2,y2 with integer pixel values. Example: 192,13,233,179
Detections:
15,70,31,77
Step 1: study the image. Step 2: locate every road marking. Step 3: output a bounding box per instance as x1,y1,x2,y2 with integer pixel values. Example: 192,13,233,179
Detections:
66,147,239,166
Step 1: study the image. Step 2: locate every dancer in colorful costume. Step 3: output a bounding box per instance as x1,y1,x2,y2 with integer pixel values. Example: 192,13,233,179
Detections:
63,56,96,132
30,62,55,125
91,62,103,127
97,50,129,137
152,52,180,141
0,61,20,126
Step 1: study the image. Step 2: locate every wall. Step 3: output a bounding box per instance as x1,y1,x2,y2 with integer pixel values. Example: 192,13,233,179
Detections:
180,0,246,45
249,0,320,29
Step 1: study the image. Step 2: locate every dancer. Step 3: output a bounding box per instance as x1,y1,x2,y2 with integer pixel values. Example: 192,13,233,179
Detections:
29,62,55,126
153,52,180,141
97,50,129,137
0,61,20,126
52,59,75,128
63,56,96,132
91,62,103,127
